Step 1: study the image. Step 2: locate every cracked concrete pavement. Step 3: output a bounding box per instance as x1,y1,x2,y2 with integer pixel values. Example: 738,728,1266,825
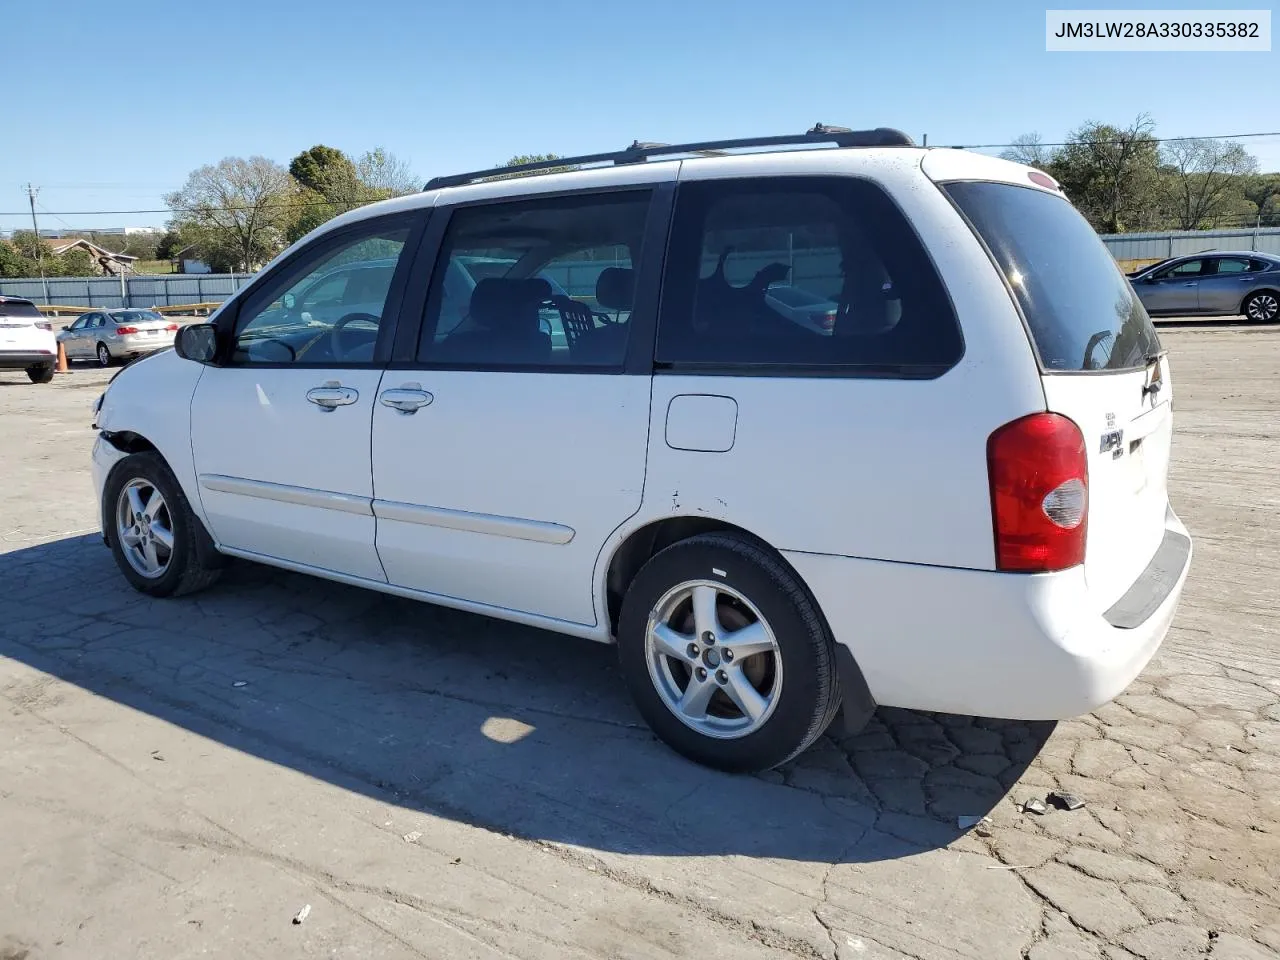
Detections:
1,325,1278,959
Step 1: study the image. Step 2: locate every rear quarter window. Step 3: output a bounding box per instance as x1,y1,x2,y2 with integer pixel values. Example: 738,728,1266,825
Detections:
943,181,1161,372
656,176,962,375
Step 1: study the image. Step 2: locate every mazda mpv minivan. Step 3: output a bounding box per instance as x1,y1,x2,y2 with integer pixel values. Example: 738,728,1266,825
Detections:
90,126,1192,772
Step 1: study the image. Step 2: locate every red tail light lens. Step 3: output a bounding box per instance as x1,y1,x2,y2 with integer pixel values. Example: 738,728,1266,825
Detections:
115,326,139,335
36,321,52,331
165,323,179,332
811,311,837,331
987,413,1088,572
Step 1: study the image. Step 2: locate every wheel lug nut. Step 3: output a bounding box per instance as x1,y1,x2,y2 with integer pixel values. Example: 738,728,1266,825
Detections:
723,649,733,662
702,632,715,645
687,643,699,658
716,670,728,685
695,667,707,682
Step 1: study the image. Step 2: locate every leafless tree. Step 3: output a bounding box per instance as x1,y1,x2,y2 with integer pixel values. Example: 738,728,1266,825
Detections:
1163,139,1259,229
165,156,295,272
1000,133,1053,169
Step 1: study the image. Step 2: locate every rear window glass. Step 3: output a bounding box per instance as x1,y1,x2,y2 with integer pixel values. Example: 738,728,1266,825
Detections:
656,177,962,374
0,301,42,320
113,310,164,322
944,181,1161,372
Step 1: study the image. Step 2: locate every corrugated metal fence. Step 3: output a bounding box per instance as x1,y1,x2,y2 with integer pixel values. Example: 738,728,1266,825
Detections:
1101,227,1280,263
0,273,252,309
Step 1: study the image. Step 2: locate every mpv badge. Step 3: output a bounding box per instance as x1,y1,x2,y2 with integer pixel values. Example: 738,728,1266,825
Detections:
1100,429,1124,458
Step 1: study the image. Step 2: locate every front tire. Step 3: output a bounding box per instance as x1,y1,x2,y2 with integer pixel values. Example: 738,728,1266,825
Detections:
26,363,54,384
617,532,843,772
1243,291,1279,324
103,452,222,597
96,342,112,366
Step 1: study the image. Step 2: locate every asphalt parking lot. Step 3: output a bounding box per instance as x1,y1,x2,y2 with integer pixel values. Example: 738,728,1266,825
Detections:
1,324,1278,960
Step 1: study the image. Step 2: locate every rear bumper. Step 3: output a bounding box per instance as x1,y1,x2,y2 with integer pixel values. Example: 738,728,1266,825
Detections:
785,506,1192,720
117,336,175,356
0,350,55,369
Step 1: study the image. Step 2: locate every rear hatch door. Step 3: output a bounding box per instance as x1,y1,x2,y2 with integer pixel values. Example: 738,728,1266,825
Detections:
942,179,1170,610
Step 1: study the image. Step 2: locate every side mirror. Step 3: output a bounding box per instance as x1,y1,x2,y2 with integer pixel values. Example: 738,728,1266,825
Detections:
174,323,218,365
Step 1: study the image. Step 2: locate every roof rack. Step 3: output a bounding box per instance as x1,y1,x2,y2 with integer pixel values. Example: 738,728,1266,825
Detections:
423,124,916,190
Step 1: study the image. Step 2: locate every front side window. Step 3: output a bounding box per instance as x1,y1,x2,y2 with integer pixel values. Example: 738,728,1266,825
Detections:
656,177,962,373
419,191,652,368
230,223,410,365
1164,259,1206,278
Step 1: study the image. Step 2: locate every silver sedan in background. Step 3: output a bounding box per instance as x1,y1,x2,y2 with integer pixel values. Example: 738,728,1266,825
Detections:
1128,251,1280,322
57,309,180,366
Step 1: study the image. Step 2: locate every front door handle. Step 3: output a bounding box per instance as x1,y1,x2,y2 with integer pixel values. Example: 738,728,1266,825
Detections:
380,384,434,414
306,382,359,410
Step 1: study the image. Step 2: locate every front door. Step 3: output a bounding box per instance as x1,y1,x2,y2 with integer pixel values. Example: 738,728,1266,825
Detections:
372,187,663,626
189,214,419,581
61,315,92,357
1142,258,1205,314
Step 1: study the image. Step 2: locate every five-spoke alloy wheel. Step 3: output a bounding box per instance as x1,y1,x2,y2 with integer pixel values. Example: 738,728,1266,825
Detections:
618,532,845,772
103,452,223,597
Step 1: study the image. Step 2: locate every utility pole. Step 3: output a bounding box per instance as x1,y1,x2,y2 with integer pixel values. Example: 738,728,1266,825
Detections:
25,183,50,305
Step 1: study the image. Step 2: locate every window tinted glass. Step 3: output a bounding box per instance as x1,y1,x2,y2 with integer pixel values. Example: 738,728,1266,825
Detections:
945,181,1161,372
231,224,410,365
114,310,164,323
656,177,961,372
1214,258,1250,274
1166,259,1205,277
0,300,42,320
1249,259,1273,272
419,191,650,368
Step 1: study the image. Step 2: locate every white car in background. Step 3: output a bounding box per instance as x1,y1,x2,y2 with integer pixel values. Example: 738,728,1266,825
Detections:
58,308,180,367
88,127,1193,772
0,296,57,383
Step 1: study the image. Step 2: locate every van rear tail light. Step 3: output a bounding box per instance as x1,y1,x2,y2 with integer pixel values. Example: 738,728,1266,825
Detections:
115,326,139,335
35,321,52,331
987,413,1088,572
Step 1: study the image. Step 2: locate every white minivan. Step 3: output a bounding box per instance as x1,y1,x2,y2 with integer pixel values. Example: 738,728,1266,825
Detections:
90,127,1192,772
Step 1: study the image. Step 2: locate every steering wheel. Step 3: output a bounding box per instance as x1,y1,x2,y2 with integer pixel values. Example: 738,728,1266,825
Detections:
329,312,381,362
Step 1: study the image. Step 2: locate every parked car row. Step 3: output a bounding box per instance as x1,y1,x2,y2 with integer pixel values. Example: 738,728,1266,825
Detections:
57,309,180,366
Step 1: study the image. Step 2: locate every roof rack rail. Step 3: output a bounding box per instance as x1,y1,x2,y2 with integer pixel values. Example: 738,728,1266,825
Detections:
423,124,916,190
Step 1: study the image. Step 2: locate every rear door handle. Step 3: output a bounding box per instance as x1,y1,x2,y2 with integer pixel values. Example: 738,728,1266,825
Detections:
380,384,433,414
1182,282,1197,287
306,382,359,410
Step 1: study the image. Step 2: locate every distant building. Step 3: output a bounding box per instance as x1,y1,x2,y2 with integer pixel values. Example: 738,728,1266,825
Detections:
37,226,162,239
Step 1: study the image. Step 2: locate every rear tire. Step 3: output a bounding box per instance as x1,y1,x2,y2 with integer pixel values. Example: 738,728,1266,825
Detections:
96,342,112,366
26,363,54,384
103,452,222,598
1243,291,1279,324
617,532,842,772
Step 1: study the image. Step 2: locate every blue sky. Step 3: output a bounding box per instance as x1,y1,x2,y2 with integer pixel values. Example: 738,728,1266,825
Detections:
3,0,1277,232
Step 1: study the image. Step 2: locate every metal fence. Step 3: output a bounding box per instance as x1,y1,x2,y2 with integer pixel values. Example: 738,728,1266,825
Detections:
1101,227,1280,263
0,273,253,309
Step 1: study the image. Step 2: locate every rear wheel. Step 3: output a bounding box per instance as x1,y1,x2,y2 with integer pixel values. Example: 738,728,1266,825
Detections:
1243,291,1279,324
103,452,222,597
96,342,112,366
617,532,843,772
26,363,53,384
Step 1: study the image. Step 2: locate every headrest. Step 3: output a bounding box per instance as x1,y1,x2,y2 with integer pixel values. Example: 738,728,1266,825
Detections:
469,277,551,330
595,267,635,311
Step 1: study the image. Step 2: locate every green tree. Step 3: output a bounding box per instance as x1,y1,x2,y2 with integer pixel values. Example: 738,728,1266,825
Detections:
289,145,354,194
1243,173,1280,228
0,241,35,278
355,147,418,198
1049,115,1162,233
1160,139,1257,230
56,248,98,276
155,229,184,261
165,156,295,272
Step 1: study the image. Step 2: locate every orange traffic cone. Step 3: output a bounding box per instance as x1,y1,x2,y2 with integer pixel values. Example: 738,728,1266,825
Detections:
56,340,70,374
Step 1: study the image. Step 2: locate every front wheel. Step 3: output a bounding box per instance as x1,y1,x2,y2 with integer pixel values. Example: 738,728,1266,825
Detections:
103,452,222,597
26,363,53,384
617,532,843,772
1243,291,1279,324
96,342,112,366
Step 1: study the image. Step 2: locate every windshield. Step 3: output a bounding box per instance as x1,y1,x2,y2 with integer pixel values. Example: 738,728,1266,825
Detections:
944,181,1161,372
